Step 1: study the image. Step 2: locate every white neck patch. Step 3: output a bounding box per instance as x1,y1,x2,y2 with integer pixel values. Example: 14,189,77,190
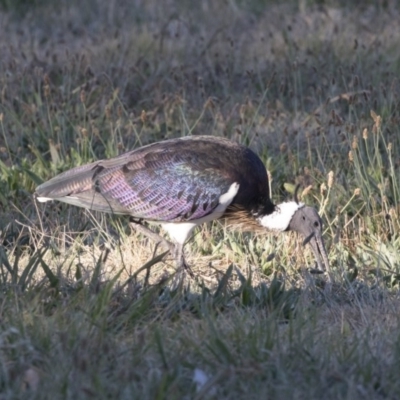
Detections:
257,201,304,232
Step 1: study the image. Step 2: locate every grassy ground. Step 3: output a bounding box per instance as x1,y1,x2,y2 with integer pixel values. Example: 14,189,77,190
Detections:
1,0,400,398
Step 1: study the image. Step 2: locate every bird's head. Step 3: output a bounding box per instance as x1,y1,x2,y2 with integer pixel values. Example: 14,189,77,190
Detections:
257,200,330,272
287,205,329,272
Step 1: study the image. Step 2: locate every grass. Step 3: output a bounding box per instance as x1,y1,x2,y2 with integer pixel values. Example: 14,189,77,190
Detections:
1,0,400,397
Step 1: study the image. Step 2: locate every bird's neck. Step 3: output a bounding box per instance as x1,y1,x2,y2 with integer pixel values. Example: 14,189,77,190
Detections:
257,201,304,232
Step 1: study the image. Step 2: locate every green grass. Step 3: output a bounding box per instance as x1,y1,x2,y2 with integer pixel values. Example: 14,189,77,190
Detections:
1,0,400,398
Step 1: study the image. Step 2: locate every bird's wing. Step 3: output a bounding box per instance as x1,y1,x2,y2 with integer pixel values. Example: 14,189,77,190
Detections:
36,148,238,222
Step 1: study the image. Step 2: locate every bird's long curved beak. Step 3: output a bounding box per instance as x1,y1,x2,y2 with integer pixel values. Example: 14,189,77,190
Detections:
303,232,330,272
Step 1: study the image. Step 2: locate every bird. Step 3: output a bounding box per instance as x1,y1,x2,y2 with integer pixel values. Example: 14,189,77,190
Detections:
35,135,329,274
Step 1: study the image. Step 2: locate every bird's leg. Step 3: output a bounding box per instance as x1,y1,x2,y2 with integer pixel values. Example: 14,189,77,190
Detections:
174,243,194,277
130,219,193,277
129,218,175,253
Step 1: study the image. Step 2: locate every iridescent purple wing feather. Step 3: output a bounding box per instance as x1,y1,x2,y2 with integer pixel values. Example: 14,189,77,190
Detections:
36,146,233,222
35,136,272,222
91,157,231,221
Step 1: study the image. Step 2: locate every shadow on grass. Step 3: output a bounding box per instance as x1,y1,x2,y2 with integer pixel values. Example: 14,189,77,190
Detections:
0,243,398,399
0,242,388,329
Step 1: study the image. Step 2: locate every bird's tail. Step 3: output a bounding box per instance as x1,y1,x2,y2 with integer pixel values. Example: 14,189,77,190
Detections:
35,161,127,215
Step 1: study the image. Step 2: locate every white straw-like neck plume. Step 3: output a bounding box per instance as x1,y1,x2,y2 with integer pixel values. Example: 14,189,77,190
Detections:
258,201,304,232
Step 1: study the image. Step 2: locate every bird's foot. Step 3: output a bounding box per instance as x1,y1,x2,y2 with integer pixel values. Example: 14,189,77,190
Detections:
178,258,195,278
170,260,195,291
173,246,194,278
